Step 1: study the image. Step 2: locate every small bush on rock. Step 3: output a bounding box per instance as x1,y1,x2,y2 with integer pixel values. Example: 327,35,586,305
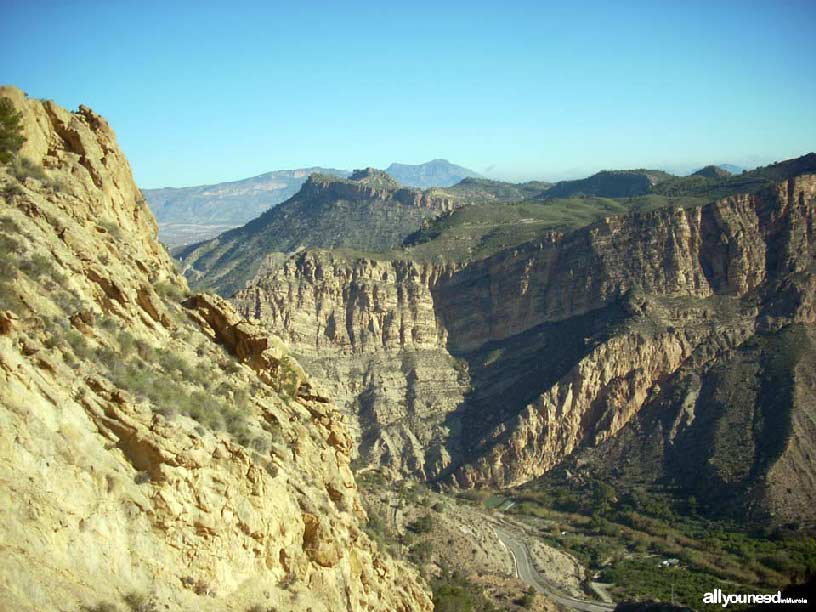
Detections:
0,97,25,165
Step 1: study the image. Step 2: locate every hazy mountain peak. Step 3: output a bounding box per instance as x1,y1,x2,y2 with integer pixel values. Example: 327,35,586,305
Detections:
692,164,733,178
385,159,482,188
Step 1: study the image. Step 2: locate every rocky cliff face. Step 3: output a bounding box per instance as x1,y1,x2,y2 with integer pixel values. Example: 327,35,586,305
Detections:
232,253,468,479
0,87,431,611
304,168,457,211
239,174,816,523
432,190,787,352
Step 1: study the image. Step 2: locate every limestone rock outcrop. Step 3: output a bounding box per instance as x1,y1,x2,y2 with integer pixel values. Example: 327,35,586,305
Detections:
183,292,309,393
0,86,431,611
303,168,456,212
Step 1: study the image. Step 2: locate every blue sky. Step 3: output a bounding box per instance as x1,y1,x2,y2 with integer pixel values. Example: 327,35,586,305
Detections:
1,0,814,187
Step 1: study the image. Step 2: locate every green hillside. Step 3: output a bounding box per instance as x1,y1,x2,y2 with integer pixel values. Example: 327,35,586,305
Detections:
431,177,552,205
401,194,707,262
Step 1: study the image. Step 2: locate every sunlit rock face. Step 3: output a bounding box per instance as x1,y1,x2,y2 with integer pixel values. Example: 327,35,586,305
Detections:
0,86,432,612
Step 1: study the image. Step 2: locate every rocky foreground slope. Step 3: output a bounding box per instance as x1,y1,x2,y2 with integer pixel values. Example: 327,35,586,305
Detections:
0,86,431,611
235,168,816,524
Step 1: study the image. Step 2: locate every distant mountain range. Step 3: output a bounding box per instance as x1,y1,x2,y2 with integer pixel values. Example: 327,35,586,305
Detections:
177,168,458,295
144,159,481,247
179,153,816,297
143,167,350,247
717,163,745,175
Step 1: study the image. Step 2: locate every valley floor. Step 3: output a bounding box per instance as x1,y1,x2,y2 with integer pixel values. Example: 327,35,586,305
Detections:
158,222,238,249
356,473,816,611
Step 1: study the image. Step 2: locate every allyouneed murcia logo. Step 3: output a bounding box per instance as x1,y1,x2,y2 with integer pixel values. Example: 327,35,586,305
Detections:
703,589,808,607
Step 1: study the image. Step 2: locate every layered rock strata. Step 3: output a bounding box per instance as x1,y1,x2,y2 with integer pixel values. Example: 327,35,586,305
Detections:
233,255,467,479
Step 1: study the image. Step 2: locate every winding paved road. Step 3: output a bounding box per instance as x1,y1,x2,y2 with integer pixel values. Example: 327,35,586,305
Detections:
494,524,617,612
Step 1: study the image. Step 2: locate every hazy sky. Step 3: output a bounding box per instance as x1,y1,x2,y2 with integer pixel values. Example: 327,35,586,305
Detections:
1,0,814,188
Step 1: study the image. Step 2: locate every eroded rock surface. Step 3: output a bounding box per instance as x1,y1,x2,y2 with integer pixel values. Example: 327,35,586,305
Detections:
0,86,431,611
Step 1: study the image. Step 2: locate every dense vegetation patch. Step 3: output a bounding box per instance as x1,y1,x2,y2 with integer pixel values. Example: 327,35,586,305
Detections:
92,317,283,456
505,477,816,609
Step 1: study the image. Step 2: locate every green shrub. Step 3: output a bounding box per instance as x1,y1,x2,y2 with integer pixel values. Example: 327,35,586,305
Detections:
154,281,187,301
43,320,66,348
117,330,137,354
409,540,433,564
363,508,397,554
157,349,195,380
408,514,434,534
2,182,24,197
18,253,53,280
223,358,243,375
97,219,122,238
65,330,94,360
431,570,497,612
123,592,157,612
0,280,23,311
98,315,120,333
10,157,47,182
0,234,21,278
134,471,151,485
518,586,536,609
46,176,66,193
134,338,156,361
250,435,272,455
457,489,490,505
0,218,22,238
233,388,252,411
0,98,25,165
81,603,119,612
